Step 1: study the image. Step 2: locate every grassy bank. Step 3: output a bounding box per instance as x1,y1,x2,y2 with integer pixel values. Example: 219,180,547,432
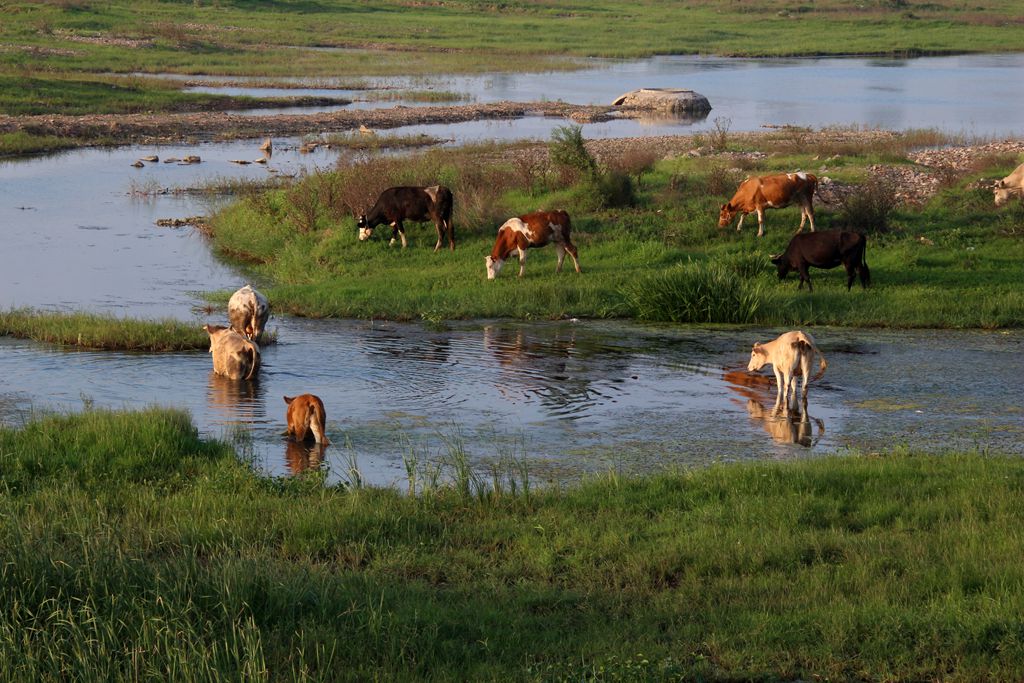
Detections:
207,131,1024,328
0,73,351,116
2,408,1024,680
0,308,208,351
1,1,1023,116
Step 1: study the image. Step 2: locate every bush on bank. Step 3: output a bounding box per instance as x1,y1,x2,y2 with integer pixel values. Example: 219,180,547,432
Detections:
3,408,1024,680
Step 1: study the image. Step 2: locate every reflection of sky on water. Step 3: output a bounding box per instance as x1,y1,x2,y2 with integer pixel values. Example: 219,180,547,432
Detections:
185,53,1024,136
2,324,1021,488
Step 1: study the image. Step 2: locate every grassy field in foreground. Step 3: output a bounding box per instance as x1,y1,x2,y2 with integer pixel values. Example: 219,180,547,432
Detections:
207,131,1024,328
2,1,1024,115
3,408,1024,680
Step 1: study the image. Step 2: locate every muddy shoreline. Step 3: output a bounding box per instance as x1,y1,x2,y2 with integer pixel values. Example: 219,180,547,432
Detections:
0,101,623,146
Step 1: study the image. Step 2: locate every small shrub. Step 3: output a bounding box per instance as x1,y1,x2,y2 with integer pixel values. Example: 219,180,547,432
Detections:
597,170,637,208
839,176,899,233
512,153,550,195
709,116,732,153
608,148,658,190
703,163,744,197
621,261,769,323
549,125,598,179
285,183,321,233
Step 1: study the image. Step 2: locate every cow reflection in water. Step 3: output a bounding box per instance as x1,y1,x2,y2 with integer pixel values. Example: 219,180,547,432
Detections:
206,372,266,423
284,440,326,475
745,398,823,447
722,369,824,447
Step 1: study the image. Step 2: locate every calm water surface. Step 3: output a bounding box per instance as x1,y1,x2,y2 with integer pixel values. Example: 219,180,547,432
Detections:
3,321,1021,487
186,53,1024,137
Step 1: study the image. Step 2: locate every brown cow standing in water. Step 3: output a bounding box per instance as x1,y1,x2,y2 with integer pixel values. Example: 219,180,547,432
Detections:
485,210,581,279
203,324,260,380
719,172,817,237
284,394,330,445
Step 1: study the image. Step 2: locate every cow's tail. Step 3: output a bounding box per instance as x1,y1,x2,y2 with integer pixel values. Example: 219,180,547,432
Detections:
795,333,828,382
243,340,260,381
807,173,819,199
309,401,330,445
859,240,871,288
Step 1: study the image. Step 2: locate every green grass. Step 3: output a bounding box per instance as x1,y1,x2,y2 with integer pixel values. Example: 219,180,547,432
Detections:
0,73,349,116
0,308,209,351
3,407,1024,680
206,135,1024,328
0,130,78,156
1,1,1023,115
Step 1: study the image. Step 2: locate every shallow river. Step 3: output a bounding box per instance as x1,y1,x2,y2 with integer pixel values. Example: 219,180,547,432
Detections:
4,322,1021,486
2,54,1022,486
185,53,1024,138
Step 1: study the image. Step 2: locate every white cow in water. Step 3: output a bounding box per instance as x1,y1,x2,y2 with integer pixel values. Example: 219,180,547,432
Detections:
203,324,261,380
994,162,1024,207
747,330,828,409
228,285,269,342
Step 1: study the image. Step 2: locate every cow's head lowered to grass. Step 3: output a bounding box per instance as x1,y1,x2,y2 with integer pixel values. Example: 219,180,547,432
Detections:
356,214,374,241
485,255,504,280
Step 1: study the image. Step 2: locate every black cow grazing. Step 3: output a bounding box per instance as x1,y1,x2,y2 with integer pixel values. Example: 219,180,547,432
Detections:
771,230,870,292
357,185,455,251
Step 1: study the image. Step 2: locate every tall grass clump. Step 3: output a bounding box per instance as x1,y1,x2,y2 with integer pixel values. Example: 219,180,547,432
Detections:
0,308,208,351
622,260,770,323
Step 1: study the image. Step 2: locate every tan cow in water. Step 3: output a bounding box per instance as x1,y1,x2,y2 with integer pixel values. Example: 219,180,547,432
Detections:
485,210,581,279
747,330,827,409
228,285,270,342
994,162,1024,207
203,324,260,380
719,172,818,237
284,394,330,445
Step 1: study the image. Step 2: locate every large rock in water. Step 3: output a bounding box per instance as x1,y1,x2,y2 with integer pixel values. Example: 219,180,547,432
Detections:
611,88,712,115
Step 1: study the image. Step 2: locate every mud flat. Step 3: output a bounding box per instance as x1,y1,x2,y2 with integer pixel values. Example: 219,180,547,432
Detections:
0,101,640,147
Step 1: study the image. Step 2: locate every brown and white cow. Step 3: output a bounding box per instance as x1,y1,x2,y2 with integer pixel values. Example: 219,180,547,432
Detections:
994,162,1024,207
485,210,581,279
719,172,818,237
228,285,269,342
203,324,261,380
747,330,827,409
284,394,330,445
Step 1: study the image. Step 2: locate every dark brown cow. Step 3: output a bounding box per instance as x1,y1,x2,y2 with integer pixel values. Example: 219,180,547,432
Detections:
719,172,818,237
771,230,870,292
357,185,454,251
485,210,581,279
